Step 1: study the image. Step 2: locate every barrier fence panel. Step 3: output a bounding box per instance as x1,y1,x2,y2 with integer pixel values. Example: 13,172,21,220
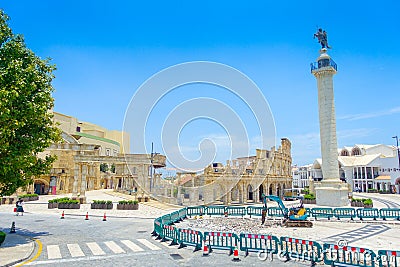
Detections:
161,224,179,245
357,208,379,221
380,208,400,221
247,206,264,217
333,208,357,220
267,207,285,217
152,218,163,238
378,250,400,267
203,231,239,255
323,243,376,267
187,206,206,218
206,206,227,216
240,233,279,257
226,206,246,217
311,208,334,220
280,237,323,264
161,214,172,225
178,228,203,252
169,211,181,224
178,208,187,221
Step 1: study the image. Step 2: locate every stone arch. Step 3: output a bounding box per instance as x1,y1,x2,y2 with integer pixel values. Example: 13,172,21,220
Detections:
258,184,264,201
33,178,50,195
247,184,254,201
277,184,282,198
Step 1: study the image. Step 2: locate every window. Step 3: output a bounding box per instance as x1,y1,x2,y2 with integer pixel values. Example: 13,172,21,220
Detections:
105,149,111,156
76,126,81,132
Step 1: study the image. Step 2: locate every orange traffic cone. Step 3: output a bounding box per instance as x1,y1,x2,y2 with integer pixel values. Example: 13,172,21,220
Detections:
203,245,209,256
60,211,65,219
85,212,89,220
103,213,107,221
232,246,240,262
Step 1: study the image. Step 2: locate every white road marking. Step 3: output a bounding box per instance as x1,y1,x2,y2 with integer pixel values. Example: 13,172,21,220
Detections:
47,245,62,259
121,240,144,252
104,241,125,254
86,242,106,256
67,243,85,257
137,239,161,250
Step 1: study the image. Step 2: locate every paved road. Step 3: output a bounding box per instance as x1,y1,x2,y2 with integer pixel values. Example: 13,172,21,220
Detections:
0,212,306,267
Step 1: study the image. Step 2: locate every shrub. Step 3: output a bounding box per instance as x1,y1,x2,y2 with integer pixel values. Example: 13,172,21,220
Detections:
48,197,70,203
0,231,6,246
363,199,373,205
19,193,38,198
118,200,138,205
304,194,315,200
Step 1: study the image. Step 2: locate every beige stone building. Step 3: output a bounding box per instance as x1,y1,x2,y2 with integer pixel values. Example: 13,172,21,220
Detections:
29,112,165,201
155,138,292,205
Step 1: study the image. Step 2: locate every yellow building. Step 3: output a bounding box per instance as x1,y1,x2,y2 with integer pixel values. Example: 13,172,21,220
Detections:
30,112,165,202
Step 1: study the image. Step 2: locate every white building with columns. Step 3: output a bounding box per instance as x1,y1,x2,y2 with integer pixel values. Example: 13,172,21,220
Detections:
309,144,400,194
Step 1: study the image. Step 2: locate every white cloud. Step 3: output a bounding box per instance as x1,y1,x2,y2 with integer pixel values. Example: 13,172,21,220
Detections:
338,107,400,121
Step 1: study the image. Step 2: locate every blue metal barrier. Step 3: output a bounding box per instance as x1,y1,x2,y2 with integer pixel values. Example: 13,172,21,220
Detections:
333,208,356,220
357,208,379,220
178,228,203,252
267,207,285,217
187,206,206,218
240,233,279,257
161,224,179,245
206,205,226,216
246,206,264,217
378,250,400,267
311,208,334,220
379,208,400,221
203,231,239,255
323,243,376,267
226,206,246,217
280,236,323,264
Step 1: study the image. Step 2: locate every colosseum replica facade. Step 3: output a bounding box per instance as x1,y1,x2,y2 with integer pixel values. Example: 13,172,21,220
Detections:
158,138,292,205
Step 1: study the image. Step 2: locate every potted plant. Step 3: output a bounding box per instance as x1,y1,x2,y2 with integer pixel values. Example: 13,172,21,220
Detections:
363,198,373,208
91,200,113,209
117,200,139,210
48,199,57,209
303,194,316,204
58,199,80,209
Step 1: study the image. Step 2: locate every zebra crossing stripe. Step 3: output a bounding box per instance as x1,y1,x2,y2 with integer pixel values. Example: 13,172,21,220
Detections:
104,241,126,254
87,242,106,256
121,240,144,252
137,239,161,250
67,243,85,257
47,245,62,259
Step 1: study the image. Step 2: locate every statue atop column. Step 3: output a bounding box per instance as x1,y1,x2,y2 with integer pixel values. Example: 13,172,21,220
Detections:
313,28,331,49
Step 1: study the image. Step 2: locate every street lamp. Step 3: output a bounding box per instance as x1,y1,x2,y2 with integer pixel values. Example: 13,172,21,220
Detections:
393,136,400,170
150,142,159,192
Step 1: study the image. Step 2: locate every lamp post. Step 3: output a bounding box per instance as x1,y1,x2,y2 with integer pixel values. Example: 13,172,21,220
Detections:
150,142,159,192
392,136,400,170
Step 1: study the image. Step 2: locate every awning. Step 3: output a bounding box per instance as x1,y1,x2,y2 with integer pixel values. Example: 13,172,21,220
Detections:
374,175,391,181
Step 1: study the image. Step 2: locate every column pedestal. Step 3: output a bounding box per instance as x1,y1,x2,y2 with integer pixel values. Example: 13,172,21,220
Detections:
315,180,349,207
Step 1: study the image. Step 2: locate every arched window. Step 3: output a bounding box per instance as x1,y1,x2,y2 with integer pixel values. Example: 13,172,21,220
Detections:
351,147,361,156
340,150,349,156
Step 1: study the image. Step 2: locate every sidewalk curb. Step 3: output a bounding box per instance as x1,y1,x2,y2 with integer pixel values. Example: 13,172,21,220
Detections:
1,235,36,267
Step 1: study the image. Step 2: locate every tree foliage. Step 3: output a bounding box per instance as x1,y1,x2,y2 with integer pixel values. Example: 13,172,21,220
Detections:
0,10,61,196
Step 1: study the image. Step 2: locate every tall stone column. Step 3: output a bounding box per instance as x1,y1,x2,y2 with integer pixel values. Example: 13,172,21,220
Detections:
79,163,87,203
72,165,79,197
311,48,348,206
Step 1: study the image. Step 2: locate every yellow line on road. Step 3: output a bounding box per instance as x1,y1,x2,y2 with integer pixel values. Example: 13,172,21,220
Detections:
16,238,42,267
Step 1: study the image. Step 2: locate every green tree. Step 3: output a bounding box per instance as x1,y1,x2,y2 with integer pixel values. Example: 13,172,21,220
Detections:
0,10,61,196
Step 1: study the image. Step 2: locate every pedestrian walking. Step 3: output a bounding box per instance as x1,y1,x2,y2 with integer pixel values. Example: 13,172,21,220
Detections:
16,198,24,216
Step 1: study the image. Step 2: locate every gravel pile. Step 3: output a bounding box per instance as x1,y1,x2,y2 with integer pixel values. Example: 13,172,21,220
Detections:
180,217,282,234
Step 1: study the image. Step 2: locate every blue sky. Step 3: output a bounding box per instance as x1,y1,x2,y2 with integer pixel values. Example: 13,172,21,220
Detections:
2,1,400,168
